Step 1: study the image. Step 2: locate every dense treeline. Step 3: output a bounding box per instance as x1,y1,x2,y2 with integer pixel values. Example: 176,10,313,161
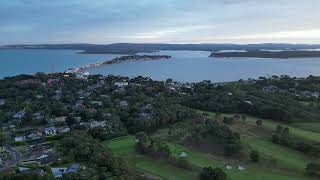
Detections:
135,132,194,170
182,78,320,123
272,126,320,155
212,50,320,58
58,131,136,179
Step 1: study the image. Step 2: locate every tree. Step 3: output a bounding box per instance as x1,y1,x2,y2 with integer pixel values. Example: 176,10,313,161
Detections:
199,167,227,180
0,132,6,146
256,119,263,127
241,114,247,123
306,162,320,177
250,150,260,162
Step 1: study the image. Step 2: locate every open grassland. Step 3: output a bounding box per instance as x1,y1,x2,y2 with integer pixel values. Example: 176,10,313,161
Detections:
242,135,310,171
292,122,320,133
104,136,197,180
104,135,310,180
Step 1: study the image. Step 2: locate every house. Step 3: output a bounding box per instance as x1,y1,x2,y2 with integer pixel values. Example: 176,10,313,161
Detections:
302,91,312,98
27,131,42,140
139,104,155,120
18,167,30,173
13,110,25,119
89,121,107,129
36,154,55,165
36,95,43,99
51,163,80,178
74,116,82,122
66,163,80,173
2,122,15,131
119,100,129,107
0,99,5,106
14,135,26,142
54,116,66,123
91,101,103,106
262,86,278,93
44,126,57,136
32,112,43,120
311,92,320,99
57,126,70,134
114,81,128,87
51,167,68,178
179,152,188,158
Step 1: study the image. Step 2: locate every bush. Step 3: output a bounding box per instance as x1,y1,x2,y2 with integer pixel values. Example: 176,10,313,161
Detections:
199,167,227,180
306,162,320,177
223,117,234,125
250,150,260,162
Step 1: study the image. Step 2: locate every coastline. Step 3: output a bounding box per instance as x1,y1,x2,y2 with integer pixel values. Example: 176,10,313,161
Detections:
64,55,172,74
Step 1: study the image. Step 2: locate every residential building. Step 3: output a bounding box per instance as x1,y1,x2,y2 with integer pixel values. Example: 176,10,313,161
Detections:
13,110,25,119
0,99,5,106
44,126,57,136
57,126,70,134
114,81,128,87
14,135,26,142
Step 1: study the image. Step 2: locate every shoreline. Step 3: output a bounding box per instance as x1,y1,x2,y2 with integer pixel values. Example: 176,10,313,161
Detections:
64,55,172,74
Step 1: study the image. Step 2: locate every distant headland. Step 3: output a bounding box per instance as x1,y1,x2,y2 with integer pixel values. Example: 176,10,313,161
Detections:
210,50,320,59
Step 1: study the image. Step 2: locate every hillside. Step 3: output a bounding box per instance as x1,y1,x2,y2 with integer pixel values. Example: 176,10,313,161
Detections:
1,73,320,179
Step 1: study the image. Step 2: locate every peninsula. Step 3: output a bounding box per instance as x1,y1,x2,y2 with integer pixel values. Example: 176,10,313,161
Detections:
103,55,172,65
210,50,320,59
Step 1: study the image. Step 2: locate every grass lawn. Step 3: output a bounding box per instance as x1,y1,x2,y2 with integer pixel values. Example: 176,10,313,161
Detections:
242,135,310,171
104,136,310,180
292,122,320,133
103,136,197,180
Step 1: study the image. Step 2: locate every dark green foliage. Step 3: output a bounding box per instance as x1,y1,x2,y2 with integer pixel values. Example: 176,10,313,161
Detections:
135,132,171,159
0,132,5,146
206,120,241,156
272,126,320,155
250,150,260,162
306,162,320,177
199,167,227,180
256,119,263,127
59,131,136,179
223,117,234,125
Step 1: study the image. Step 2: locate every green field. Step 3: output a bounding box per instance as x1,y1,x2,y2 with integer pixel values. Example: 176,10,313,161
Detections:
292,122,320,133
104,136,310,180
242,135,310,171
104,136,198,180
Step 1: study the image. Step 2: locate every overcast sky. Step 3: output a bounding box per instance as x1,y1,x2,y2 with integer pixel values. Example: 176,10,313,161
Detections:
1,0,320,45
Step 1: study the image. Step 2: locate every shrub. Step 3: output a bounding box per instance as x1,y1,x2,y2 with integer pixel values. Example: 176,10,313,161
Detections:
306,162,320,177
199,167,227,180
250,150,260,162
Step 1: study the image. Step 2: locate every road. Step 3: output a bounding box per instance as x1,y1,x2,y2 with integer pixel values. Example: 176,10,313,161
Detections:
0,145,22,171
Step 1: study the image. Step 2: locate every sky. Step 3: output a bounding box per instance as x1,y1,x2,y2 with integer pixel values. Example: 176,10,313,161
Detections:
1,0,320,45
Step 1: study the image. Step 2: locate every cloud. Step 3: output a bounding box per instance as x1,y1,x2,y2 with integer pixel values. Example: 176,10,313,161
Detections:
1,0,320,44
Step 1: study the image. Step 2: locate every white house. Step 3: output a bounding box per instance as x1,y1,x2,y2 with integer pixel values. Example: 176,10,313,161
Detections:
89,121,107,129
44,126,57,136
57,126,71,134
114,82,128,87
0,99,5,106
27,131,42,140
15,135,26,142
13,110,25,119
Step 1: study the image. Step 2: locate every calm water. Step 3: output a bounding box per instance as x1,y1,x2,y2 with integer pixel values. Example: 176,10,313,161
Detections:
0,49,118,78
1,49,320,82
88,50,320,82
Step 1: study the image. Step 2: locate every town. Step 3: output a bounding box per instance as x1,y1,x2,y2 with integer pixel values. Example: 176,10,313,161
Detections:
1,72,320,179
